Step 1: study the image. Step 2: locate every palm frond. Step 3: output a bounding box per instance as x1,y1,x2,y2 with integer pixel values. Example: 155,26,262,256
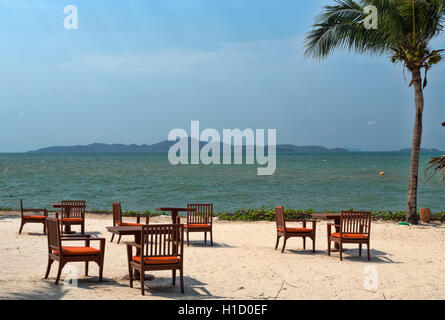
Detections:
426,155,445,182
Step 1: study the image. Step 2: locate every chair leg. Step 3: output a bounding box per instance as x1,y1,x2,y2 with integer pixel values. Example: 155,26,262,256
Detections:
281,237,287,253
303,237,306,250
98,260,104,282
128,265,133,288
18,221,25,235
43,222,46,235
312,236,316,253
339,242,343,261
359,243,362,257
204,232,207,245
172,269,176,285
367,242,371,261
44,258,54,279
110,234,115,242
210,230,213,246
55,262,65,285
275,235,280,250
85,261,89,276
140,269,145,296
81,223,85,235
327,239,331,256
180,267,184,293
187,230,190,247
117,235,122,244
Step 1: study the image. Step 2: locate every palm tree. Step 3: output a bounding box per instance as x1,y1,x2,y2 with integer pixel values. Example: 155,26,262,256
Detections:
305,0,444,223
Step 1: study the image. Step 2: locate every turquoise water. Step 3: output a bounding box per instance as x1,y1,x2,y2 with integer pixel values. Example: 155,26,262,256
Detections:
0,153,444,212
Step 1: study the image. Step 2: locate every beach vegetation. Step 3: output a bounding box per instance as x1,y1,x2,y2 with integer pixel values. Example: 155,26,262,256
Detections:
216,207,445,222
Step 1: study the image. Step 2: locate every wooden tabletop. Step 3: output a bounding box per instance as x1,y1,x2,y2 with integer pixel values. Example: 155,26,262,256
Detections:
106,226,142,236
311,213,341,220
155,207,188,212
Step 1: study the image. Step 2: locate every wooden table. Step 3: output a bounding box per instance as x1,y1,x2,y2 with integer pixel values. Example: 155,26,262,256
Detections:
311,213,344,252
106,226,154,281
155,207,188,224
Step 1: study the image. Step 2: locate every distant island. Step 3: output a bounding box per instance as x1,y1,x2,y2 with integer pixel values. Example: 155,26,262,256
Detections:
28,140,349,154
28,141,443,154
397,147,441,153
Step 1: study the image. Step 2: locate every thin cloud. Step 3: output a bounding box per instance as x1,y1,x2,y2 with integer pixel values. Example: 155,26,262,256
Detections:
367,121,377,126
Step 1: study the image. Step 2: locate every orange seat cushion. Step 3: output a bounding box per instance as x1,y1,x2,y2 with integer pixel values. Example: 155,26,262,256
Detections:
184,224,211,229
53,247,100,256
60,218,84,222
116,222,142,227
23,215,46,220
278,227,312,233
132,256,180,265
331,233,368,240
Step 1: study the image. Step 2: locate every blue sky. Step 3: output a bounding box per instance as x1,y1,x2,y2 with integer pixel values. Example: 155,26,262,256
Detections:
1,0,444,152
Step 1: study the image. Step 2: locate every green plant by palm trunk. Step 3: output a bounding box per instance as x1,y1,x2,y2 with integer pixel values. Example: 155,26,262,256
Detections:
304,0,444,223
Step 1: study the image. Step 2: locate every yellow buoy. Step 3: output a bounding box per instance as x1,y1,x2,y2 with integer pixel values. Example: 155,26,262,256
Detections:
379,171,385,176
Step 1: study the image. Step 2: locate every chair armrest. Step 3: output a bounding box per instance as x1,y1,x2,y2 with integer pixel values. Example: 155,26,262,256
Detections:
327,223,340,236
126,242,141,248
61,234,91,238
327,223,340,227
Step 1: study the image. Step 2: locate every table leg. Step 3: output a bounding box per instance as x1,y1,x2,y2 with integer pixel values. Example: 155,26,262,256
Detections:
171,210,178,224
64,225,76,234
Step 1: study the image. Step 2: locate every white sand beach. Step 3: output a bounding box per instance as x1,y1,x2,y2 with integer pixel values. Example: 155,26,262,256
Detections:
0,211,444,300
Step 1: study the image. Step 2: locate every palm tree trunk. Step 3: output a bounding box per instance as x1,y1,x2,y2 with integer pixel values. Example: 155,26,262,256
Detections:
406,69,424,223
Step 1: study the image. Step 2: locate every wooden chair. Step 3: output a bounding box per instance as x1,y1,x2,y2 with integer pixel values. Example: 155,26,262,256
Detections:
126,224,184,295
18,199,48,235
111,203,149,244
181,204,213,246
44,217,105,285
274,206,317,253
327,211,372,261
56,200,86,235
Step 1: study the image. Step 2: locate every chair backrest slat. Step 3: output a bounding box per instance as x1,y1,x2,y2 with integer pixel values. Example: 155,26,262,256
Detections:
274,206,286,230
187,204,213,225
141,224,184,259
340,211,371,235
112,203,123,226
46,218,61,252
61,200,86,219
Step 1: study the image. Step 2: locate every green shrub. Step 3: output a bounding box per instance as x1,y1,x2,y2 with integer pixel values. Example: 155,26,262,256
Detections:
216,208,444,222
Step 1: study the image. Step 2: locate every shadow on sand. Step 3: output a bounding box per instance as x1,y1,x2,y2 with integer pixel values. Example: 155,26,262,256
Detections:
286,247,399,264
3,277,127,300
138,276,224,299
184,240,235,248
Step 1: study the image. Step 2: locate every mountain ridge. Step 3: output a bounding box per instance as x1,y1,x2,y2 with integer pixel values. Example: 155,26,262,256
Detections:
28,140,350,154
28,142,444,154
